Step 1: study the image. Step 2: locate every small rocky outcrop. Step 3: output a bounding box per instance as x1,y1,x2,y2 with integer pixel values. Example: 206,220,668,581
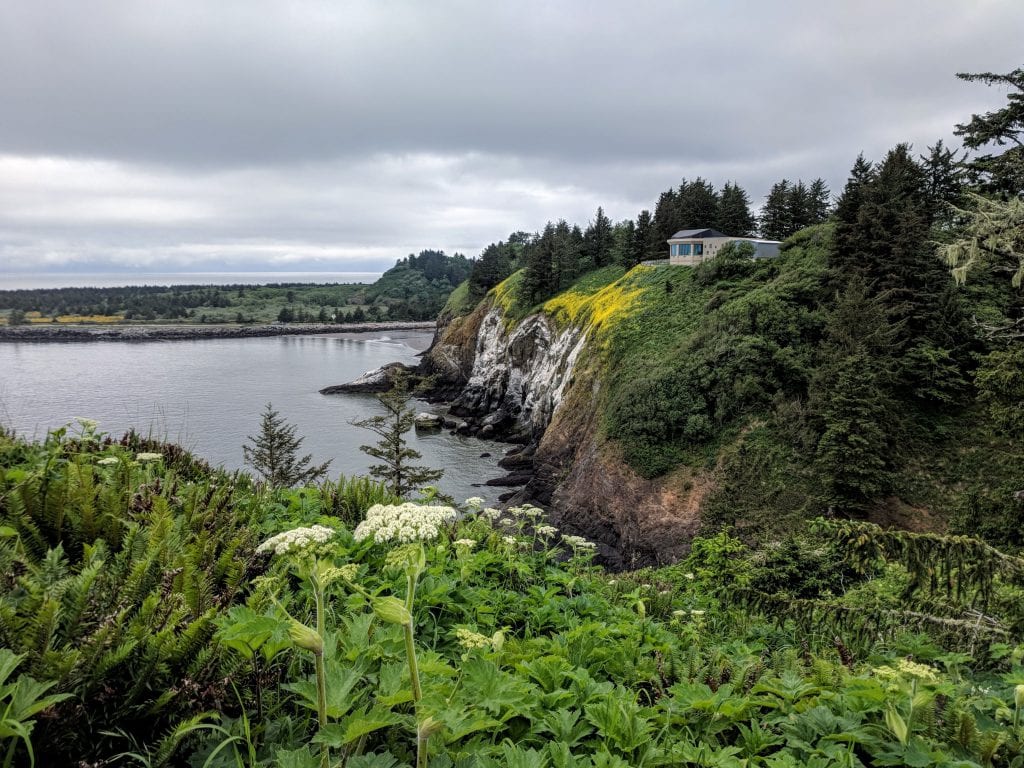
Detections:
319,362,417,394
414,412,443,429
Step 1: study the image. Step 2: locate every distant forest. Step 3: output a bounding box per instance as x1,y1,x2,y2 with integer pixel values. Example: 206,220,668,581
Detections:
0,250,472,324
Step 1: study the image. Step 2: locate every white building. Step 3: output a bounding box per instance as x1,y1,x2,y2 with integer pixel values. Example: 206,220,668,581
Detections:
667,228,781,266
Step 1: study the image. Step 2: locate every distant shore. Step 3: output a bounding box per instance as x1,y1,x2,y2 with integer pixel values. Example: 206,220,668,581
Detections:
0,321,436,343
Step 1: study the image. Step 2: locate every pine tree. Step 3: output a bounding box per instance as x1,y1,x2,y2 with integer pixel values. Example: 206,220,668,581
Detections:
469,241,513,296
808,178,832,224
243,404,332,488
715,181,756,236
954,67,1024,196
919,140,966,230
353,374,443,497
583,206,614,269
613,219,636,267
759,179,793,240
653,187,681,244
829,155,876,276
523,222,558,303
632,210,658,266
677,178,719,229
788,180,812,232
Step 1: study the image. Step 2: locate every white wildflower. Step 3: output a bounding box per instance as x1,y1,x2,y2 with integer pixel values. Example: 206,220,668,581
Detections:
257,524,336,556
136,452,163,462
684,572,695,580
523,506,544,518
659,589,670,595
502,535,518,546
354,503,458,545
690,609,705,617
672,610,686,617
535,525,557,538
463,497,485,509
563,535,596,550
97,457,119,466
455,628,491,650
454,538,476,549
74,417,99,431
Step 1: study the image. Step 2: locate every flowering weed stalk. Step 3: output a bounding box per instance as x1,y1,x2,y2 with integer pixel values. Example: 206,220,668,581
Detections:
354,503,457,768
256,526,341,768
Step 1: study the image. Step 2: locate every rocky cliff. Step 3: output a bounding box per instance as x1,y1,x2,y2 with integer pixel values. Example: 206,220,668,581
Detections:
420,283,704,568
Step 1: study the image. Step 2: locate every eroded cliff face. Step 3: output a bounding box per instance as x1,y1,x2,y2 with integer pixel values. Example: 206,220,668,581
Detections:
446,306,588,440
421,298,708,568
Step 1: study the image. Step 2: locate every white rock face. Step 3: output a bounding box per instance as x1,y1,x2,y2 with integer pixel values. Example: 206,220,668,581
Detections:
454,306,588,435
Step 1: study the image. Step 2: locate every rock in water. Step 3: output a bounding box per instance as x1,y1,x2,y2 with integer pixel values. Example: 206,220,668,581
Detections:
414,412,442,429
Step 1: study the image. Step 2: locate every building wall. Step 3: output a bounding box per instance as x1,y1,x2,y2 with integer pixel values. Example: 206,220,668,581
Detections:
667,236,779,265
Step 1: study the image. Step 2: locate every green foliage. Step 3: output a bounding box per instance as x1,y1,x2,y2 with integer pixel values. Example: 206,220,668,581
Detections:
244,404,332,488
0,428,259,764
1,430,1023,765
354,375,444,497
0,648,71,767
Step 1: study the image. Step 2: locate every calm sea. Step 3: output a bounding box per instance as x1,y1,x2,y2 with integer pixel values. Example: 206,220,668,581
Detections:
0,272,382,290
0,330,506,503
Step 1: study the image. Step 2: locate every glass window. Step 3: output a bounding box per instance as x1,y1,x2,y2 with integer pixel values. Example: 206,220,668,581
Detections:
694,243,703,256
679,243,691,256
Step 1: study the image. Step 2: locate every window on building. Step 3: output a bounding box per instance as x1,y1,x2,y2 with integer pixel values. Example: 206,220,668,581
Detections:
693,243,703,256
679,243,691,256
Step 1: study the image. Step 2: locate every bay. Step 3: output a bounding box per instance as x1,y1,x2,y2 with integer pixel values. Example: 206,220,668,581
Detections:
0,330,506,503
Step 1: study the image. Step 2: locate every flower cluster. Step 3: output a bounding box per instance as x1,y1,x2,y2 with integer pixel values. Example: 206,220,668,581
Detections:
455,628,491,650
463,497,485,509
257,524,336,556
354,503,457,545
535,525,557,538
454,538,476,549
136,452,163,462
97,457,119,466
562,534,596,551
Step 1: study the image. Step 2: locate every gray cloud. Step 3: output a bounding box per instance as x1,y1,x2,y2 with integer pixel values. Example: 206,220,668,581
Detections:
0,0,1021,276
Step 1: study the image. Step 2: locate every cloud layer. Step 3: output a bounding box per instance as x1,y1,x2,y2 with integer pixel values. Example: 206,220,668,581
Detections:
1,0,1021,275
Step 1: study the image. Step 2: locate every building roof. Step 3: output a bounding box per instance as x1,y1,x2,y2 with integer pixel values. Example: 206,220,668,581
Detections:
667,228,727,240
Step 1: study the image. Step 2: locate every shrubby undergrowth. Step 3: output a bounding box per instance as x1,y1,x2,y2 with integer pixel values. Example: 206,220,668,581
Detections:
0,427,1022,766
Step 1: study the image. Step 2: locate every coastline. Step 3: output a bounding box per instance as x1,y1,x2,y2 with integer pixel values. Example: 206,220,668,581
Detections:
0,321,436,343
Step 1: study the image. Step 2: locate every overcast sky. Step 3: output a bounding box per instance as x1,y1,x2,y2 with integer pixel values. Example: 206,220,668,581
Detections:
1,0,1022,278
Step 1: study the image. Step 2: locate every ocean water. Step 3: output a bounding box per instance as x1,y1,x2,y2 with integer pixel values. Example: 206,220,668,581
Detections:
0,330,507,503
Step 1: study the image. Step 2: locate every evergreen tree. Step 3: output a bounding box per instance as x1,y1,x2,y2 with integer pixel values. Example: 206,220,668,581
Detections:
523,223,558,303
583,206,614,269
243,404,332,488
469,241,513,297
354,374,443,497
653,187,681,244
808,178,832,224
677,178,720,229
920,140,966,231
631,209,658,266
759,179,793,240
552,221,584,290
788,180,812,232
829,155,876,276
809,280,900,511
715,181,756,236
954,67,1024,196
612,219,636,268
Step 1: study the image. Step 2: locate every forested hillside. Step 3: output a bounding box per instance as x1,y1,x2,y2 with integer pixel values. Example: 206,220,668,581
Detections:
0,250,471,324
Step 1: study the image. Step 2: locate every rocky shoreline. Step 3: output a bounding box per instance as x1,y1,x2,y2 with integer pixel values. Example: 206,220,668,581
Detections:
0,321,436,343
